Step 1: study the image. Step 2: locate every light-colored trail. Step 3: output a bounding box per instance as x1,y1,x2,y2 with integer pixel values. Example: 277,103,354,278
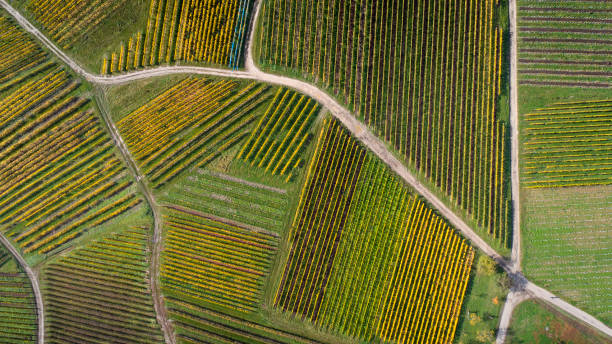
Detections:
0,233,44,344
1,0,610,341
496,291,531,344
94,90,176,344
496,0,524,342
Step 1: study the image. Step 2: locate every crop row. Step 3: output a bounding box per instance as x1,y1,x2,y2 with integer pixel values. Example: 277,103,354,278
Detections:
161,170,289,233
102,0,253,74
26,0,129,49
0,17,139,257
161,206,278,314
259,0,511,244
0,16,47,84
517,0,612,88
523,99,612,188
42,226,164,343
118,77,271,188
275,118,474,343
239,87,320,181
164,291,325,344
0,245,36,344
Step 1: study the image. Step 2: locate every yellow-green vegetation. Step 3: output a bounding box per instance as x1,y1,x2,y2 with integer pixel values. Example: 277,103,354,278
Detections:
0,12,140,259
9,0,150,72
42,225,163,343
522,99,612,188
275,118,475,343
258,0,512,248
508,300,612,344
0,244,36,344
101,0,254,74
116,77,273,188
522,185,612,325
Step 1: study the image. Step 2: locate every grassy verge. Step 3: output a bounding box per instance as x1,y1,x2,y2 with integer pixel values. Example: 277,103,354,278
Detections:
508,299,612,344
454,254,509,344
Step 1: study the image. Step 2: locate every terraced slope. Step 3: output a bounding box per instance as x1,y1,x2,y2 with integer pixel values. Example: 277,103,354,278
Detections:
102,0,254,73
117,77,272,188
517,0,612,88
0,244,36,344
42,226,164,343
275,118,474,343
0,13,139,257
258,0,511,245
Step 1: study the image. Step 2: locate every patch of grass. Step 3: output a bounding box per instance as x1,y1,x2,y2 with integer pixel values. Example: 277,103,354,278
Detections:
454,254,509,344
508,299,612,344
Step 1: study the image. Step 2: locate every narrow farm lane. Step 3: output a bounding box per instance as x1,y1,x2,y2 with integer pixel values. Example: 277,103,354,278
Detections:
495,291,531,344
509,0,521,273
496,0,524,342
1,0,611,340
0,233,44,344
94,90,176,344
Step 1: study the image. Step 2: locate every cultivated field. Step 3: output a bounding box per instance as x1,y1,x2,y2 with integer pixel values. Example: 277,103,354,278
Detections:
102,0,254,73
517,0,612,88
0,13,140,259
117,77,272,188
522,99,612,187
161,170,290,233
522,185,612,325
275,118,474,343
42,226,163,343
0,244,36,343
258,0,512,246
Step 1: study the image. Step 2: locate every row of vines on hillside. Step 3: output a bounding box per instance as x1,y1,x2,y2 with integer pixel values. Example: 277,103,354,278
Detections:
117,77,272,188
275,118,475,343
0,244,36,343
259,0,511,245
102,0,253,74
0,14,140,258
42,227,164,343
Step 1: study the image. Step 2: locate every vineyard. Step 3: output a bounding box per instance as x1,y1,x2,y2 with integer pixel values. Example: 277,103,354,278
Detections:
518,0,612,88
0,14,139,257
238,87,320,181
102,0,253,74
161,206,290,342
117,77,272,188
42,226,164,343
0,245,36,344
275,118,474,342
24,0,130,49
161,170,290,233
522,99,612,188
523,186,612,326
258,0,511,245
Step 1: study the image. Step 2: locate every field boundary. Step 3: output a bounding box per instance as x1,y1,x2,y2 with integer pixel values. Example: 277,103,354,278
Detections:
1,0,610,342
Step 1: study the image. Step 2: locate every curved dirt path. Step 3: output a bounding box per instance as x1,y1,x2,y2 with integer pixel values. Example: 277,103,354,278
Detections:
94,91,176,344
495,291,531,344
0,233,44,344
1,0,611,341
